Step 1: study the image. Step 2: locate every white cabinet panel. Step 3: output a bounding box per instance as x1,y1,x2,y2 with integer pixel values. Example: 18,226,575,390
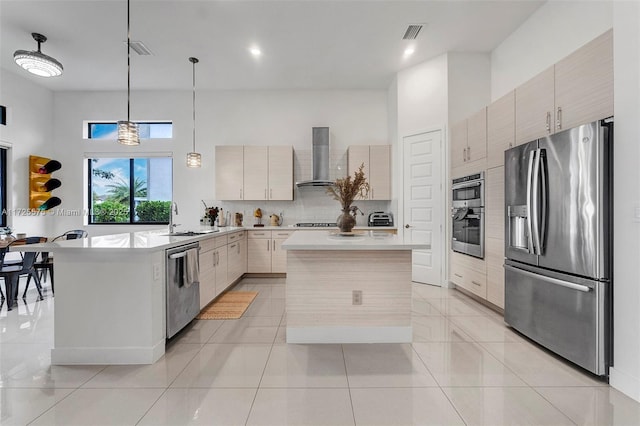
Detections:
243,146,268,200
215,146,243,200
268,146,293,200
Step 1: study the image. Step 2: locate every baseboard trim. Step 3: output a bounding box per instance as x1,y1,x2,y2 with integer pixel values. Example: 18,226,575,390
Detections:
610,367,640,402
51,339,165,365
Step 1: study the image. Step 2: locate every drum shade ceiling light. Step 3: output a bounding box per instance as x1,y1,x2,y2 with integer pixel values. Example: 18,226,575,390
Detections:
117,0,140,145
14,33,63,77
186,57,202,168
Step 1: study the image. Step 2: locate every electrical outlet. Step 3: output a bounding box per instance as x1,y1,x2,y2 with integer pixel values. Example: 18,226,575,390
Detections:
153,263,161,281
352,290,362,305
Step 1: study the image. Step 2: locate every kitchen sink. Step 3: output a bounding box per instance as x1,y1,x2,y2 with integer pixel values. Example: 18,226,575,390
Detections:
164,230,219,236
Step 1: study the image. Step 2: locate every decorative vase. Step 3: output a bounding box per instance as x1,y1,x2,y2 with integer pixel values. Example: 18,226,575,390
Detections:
336,208,356,233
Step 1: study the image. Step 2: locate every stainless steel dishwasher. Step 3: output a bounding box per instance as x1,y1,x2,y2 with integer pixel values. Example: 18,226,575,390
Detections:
166,242,200,339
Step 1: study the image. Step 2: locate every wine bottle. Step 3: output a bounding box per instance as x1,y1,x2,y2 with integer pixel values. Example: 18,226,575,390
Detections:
38,160,62,174
34,196,62,211
30,177,62,192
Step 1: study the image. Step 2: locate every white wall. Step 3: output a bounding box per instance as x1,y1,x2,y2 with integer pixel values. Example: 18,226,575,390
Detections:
53,89,389,234
447,52,491,123
491,0,613,100
610,0,640,401
0,70,55,237
397,53,448,138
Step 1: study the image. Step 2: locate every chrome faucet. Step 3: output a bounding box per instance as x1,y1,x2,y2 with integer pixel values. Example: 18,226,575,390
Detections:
169,202,180,233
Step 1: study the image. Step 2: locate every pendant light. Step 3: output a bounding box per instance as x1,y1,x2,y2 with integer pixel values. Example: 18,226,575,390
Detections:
13,33,63,77
186,56,202,167
117,0,140,145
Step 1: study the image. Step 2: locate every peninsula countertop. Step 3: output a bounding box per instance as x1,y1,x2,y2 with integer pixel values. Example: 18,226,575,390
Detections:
281,230,430,251
9,226,245,253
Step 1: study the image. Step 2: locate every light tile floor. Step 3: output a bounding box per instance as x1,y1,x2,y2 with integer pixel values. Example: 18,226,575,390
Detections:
2,277,640,425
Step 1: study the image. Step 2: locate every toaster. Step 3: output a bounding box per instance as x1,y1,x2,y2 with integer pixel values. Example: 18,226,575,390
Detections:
368,212,394,227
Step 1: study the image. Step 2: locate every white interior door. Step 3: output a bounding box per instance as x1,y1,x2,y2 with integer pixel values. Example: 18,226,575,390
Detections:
403,130,442,285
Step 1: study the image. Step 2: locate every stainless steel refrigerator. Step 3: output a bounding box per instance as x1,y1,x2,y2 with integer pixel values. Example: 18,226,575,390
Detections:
504,119,613,377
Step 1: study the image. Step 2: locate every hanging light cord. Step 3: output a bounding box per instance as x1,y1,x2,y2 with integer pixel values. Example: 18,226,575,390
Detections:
126,0,131,122
192,59,196,152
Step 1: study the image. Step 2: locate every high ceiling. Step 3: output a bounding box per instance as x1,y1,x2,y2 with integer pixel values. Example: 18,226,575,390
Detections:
1,0,544,91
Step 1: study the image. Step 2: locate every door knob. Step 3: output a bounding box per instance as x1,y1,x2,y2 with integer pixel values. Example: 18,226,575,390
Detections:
405,224,411,229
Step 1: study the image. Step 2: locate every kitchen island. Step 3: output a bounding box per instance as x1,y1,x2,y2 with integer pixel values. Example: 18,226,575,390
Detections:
12,227,244,365
281,230,429,343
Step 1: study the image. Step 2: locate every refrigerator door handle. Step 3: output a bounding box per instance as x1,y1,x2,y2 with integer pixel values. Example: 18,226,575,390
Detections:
526,150,536,254
531,148,542,255
538,149,547,253
504,265,592,292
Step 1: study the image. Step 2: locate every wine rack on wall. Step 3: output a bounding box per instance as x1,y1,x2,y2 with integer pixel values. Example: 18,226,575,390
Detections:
29,155,62,211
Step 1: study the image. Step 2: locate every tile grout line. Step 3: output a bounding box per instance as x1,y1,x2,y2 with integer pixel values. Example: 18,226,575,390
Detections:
341,344,357,426
243,333,275,426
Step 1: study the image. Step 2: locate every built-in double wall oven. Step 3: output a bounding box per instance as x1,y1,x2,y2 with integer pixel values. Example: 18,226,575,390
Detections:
451,172,485,259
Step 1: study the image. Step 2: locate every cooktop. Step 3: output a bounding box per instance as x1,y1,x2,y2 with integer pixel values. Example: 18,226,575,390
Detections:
295,222,337,227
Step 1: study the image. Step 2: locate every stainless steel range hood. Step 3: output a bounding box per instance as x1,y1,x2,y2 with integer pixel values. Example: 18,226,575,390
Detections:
296,127,335,187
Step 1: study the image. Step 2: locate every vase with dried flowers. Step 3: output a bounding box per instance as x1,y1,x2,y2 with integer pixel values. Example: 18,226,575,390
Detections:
326,163,370,233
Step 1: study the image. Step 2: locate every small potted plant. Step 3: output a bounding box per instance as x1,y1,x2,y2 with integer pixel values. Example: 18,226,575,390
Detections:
326,163,369,233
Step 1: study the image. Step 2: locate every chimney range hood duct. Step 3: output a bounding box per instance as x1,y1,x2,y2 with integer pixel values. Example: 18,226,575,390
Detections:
296,127,335,187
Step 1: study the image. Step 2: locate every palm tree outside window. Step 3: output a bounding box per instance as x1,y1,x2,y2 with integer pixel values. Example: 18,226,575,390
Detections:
87,157,172,224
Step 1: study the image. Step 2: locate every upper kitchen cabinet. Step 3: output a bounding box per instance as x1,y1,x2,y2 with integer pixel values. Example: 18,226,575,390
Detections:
215,146,244,200
450,119,467,170
347,145,391,200
515,30,613,145
268,146,294,200
554,29,613,132
487,91,515,169
467,108,487,163
515,66,555,145
243,146,269,200
450,109,487,177
216,145,293,201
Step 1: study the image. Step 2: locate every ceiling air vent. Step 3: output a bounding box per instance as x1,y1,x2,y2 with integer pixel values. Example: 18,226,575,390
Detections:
124,40,154,56
402,24,424,40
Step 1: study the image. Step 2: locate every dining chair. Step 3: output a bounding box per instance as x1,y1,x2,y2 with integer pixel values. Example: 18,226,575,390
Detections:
30,229,88,295
0,237,46,311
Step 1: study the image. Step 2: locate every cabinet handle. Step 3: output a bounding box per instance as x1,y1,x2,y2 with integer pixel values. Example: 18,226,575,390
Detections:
546,111,551,132
467,146,471,160
273,240,276,251
240,188,243,199
508,142,513,148
267,240,270,251
556,107,562,130
454,273,463,278
463,148,466,162
471,280,482,287
264,188,267,199
371,188,374,199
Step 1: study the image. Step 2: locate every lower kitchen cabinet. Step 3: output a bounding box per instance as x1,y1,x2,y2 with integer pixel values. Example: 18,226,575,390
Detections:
199,242,217,309
271,230,294,273
214,245,228,298
227,231,247,284
450,251,487,299
486,237,505,308
198,231,248,308
248,230,294,273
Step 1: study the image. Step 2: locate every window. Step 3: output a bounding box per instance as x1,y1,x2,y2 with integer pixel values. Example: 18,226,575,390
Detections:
88,157,172,224
0,149,6,227
87,122,173,139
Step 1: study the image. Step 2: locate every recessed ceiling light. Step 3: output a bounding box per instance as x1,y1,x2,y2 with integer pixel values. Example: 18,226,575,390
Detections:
249,47,262,57
403,47,415,58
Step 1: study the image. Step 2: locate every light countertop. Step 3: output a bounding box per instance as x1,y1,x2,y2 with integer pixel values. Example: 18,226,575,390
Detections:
10,226,245,253
281,230,429,251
